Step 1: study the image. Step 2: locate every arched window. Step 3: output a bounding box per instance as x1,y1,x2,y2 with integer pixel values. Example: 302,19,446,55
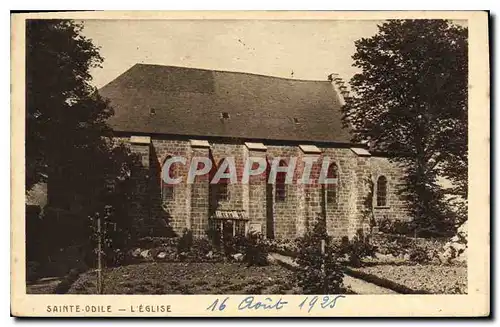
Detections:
326,163,338,205
275,160,287,202
376,176,388,207
161,156,175,202
216,159,230,202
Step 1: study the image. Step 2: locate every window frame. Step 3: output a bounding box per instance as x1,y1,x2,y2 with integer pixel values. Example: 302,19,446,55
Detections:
275,159,287,202
215,159,230,202
376,175,388,207
326,162,339,206
161,155,175,203
216,181,230,202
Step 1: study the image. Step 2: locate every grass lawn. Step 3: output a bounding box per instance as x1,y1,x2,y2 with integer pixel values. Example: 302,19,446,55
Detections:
353,264,467,294
68,262,297,294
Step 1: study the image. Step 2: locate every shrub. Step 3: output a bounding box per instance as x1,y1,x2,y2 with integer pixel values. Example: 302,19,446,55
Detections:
295,220,345,294
105,248,126,267
372,233,413,258
205,228,221,248
189,238,220,262
54,279,72,294
136,236,178,249
372,233,444,264
54,267,84,294
409,246,431,264
378,217,415,235
262,238,298,257
216,234,241,256
338,229,377,267
242,232,268,266
176,229,193,255
216,232,269,265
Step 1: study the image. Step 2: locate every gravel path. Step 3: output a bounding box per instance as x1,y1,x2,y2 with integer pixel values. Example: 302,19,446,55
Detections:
269,253,398,295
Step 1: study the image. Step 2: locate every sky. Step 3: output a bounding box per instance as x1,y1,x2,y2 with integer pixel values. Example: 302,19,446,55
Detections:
81,19,386,88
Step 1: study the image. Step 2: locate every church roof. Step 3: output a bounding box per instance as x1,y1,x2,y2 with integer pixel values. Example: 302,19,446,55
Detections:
99,64,352,144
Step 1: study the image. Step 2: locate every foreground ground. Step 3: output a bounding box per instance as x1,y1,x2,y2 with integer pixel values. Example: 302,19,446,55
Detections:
68,262,298,294
34,257,467,295
353,263,467,294
26,277,62,294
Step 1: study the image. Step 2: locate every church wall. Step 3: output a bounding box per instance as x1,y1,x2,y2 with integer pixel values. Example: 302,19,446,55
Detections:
116,135,409,240
370,156,411,223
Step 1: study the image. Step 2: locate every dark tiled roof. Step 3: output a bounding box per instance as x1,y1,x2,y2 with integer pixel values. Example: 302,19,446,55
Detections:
99,64,352,143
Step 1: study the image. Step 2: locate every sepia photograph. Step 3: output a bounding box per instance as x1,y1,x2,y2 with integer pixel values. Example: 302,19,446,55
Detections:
11,11,489,317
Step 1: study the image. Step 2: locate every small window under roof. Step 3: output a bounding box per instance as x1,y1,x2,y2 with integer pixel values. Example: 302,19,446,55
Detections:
190,139,211,148
245,142,267,151
350,148,371,157
299,144,321,154
221,112,230,119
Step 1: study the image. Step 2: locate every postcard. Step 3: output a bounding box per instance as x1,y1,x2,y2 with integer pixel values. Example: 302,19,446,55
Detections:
11,10,490,317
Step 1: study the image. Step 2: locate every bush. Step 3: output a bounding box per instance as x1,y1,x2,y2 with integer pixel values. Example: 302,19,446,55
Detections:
176,229,194,255
372,233,445,264
295,220,345,294
216,232,269,266
136,236,178,249
262,238,298,257
54,279,72,294
242,232,268,266
187,238,222,262
205,228,221,248
54,267,84,294
378,217,415,236
409,246,431,264
107,248,126,266
372,233,413,258
220,234,244,256
338,229,378,267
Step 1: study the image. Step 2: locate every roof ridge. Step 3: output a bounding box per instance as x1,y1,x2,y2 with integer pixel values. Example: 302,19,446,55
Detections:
133,63,331,83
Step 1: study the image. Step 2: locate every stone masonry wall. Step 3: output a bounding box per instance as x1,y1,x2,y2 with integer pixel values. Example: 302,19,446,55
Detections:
209,143,246,213
189,145,210,237
266,145,301,239
370,156,411,223
150,139,192,235
245,147,269,237
318,148,369,240
116,135,408,240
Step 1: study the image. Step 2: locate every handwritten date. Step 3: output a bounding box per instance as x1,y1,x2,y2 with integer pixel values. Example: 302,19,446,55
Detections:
207,295,345,312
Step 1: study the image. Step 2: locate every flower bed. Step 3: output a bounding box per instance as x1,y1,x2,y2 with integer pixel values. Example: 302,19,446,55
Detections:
351,264,467,294
128,232,269,265
369,233,451,265
262,238,299,257
372,233,447,257
67,262,297,294
127,238,225,264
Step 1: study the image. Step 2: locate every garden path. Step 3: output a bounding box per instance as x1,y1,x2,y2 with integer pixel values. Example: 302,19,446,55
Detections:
269,252,398,295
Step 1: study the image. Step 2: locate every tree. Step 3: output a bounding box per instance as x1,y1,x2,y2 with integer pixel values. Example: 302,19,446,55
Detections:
26,20,141,264
342,20,468,235
26,20,106,190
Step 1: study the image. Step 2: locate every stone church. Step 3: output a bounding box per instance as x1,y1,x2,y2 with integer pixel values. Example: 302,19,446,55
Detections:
99,63,409,240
